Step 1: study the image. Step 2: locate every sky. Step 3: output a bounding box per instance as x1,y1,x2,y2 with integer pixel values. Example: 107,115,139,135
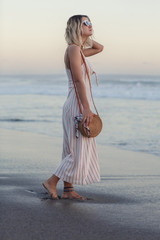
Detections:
0,0,160,75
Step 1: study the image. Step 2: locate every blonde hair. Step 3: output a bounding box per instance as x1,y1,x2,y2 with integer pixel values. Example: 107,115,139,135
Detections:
65,15,93,49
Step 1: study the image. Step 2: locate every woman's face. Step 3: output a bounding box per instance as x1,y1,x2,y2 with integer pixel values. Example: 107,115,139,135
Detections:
81,17,93,37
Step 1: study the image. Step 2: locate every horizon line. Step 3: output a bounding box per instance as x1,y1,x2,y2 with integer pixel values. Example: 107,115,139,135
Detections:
1,73,160,77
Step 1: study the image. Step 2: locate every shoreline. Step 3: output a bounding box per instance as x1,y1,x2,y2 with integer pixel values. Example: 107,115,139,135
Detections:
1,127,160,176
1,126,160,158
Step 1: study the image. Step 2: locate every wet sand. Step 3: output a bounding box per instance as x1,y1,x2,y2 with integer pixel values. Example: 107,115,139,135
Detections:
0,128,160,240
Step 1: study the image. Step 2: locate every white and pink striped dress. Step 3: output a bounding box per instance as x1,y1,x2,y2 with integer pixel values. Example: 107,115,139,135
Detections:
54,52,100,185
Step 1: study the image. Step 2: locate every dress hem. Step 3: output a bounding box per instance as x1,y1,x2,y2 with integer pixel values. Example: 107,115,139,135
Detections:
54,173,101,186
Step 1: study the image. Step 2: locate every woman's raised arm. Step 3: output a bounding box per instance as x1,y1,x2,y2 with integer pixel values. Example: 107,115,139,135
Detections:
82,40,104,57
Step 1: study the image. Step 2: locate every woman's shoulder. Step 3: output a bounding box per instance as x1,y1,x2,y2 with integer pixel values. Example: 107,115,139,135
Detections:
67,44,81,54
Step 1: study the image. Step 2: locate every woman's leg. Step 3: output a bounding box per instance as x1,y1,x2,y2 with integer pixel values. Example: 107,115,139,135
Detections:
62,181,87,200
43,174,60,199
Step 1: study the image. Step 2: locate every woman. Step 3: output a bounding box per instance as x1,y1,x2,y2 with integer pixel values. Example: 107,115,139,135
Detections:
43,15,104,200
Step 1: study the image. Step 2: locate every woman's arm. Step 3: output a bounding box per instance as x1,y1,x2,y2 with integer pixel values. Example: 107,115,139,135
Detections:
82,40,104,57
68,45,94,126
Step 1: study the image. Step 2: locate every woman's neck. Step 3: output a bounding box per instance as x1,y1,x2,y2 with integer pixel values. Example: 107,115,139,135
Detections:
82,36,87,45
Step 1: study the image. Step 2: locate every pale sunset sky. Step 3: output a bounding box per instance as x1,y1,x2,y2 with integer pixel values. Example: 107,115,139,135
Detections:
0,0,160,75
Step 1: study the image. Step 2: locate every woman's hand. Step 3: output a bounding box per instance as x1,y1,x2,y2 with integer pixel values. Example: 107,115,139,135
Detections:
81,107,94,127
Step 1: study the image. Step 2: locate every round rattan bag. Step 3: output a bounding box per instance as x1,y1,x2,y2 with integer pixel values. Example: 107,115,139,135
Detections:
78,114,102,138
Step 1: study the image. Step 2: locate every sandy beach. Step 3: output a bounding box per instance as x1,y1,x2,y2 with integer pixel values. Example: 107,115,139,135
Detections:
1,128,160,240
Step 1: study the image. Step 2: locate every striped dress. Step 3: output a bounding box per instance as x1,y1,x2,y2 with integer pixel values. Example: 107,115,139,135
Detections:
54,52,100,185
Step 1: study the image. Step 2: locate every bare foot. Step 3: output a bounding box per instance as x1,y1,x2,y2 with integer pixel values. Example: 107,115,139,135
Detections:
62,187,87,200
42,180,59,200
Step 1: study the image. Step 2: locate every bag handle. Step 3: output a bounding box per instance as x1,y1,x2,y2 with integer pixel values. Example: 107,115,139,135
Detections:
80,51,99,116
67,48,99,116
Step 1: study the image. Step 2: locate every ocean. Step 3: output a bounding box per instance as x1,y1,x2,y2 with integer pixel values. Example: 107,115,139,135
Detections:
0,74,160,156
